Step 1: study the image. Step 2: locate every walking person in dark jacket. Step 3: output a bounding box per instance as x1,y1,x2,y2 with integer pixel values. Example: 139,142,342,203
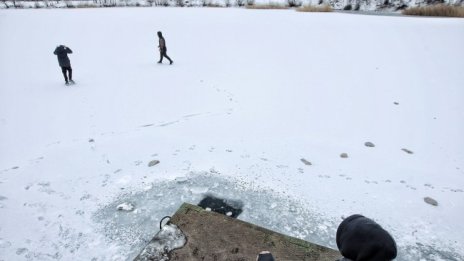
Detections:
336,214,397,261
53,45,74,85
157,31,173,65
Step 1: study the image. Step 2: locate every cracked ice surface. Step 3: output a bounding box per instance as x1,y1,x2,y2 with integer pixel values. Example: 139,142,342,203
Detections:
94,173,463,261
94,173,339,260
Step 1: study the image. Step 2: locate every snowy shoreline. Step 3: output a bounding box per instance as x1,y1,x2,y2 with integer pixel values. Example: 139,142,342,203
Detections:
1,0,463,11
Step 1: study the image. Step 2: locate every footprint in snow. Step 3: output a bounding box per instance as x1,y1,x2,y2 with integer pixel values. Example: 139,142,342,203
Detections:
16,248,28,255
157,120,179,127
401,148,414,154
38,182,50,187
80,194,91,201
0,239,12,248
182,161,192,171
443,187,463,193
183,113,204,118
424,183,434,189
36,182,56,195
134,160,143,166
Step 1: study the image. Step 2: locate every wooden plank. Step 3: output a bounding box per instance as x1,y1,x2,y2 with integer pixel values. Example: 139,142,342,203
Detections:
136,203,341,261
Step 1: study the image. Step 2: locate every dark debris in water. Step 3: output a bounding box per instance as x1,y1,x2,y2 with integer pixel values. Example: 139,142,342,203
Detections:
198,195,243,218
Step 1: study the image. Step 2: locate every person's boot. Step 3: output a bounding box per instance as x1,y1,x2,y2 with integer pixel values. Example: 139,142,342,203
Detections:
170,60,173,65
256,251,274,261
65,81,70,86
157,61,162,64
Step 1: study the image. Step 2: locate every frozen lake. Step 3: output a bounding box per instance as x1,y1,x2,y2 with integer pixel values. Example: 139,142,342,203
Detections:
0,7,463,260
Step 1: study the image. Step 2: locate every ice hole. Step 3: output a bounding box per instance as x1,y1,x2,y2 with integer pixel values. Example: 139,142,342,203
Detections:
197,195,243,218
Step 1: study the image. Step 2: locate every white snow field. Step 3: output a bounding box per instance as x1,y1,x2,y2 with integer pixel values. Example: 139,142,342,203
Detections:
1,7,463,261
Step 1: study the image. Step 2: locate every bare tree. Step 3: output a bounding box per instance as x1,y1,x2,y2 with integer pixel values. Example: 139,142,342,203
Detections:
287,0,302,7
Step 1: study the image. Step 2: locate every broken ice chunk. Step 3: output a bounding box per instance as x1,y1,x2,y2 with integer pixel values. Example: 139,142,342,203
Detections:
117,203,135,212
189,186,209,194
135,224,186,260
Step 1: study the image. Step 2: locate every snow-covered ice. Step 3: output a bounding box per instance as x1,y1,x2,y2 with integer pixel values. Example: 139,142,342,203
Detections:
0,7,463,260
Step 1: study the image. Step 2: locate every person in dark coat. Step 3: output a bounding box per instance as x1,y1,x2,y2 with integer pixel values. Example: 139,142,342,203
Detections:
53,45,74,85
336,214,397,261
157,31,173,65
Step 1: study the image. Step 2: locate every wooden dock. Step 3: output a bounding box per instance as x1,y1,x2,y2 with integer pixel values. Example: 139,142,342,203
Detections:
136,203,341,260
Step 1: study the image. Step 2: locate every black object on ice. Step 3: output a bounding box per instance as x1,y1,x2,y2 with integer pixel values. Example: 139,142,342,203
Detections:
336,214,397,261
159,216,172,229
198,195,243,218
